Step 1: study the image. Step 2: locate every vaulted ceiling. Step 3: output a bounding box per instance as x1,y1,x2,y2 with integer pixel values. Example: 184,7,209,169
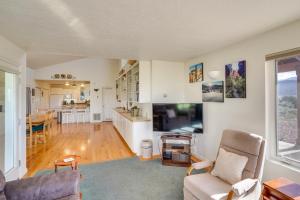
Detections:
0,0,300,68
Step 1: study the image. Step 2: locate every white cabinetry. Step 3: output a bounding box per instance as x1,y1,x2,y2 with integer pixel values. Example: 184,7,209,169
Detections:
50,88,80,100
112,110,152,156
139,61,151,103
116,60,151,107
61,110,90,123
151,60,185,103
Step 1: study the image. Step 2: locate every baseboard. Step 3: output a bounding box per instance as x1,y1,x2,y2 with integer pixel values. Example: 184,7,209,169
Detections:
139,154,161,161
20,167,28,178
152,154,161,159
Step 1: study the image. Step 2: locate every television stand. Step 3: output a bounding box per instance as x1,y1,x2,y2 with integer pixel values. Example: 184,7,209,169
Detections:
161,134,192,167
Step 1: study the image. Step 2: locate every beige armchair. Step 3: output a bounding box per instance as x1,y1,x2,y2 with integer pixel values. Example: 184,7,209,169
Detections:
184,129,266,200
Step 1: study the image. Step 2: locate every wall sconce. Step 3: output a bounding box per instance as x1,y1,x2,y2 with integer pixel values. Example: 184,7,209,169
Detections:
94,88,99,92
208,70,221,80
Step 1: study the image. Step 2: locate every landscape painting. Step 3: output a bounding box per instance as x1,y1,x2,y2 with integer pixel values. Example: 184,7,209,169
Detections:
202,81,224,102
225,60,246,98
189,63,203,83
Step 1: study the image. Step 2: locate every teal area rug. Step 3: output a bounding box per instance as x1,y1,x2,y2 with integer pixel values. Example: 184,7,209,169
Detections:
37,158,204,200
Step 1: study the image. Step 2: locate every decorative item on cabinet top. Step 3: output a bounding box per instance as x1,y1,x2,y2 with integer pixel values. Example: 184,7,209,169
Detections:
51,73,76,80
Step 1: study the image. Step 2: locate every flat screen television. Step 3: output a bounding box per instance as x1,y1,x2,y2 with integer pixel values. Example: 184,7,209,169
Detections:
152,103,203,134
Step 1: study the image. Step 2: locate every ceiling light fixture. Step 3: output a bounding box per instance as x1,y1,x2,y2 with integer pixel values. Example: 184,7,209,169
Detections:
80,83,85,87
65,82,70,86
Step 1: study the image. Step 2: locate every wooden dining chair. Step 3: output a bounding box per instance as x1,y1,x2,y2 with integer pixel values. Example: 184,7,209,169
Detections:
44,111,52,137
26,116,34,149
50,110,56,134
27,114,47,147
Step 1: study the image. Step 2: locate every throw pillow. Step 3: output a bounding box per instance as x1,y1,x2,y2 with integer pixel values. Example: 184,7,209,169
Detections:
211,148,248,184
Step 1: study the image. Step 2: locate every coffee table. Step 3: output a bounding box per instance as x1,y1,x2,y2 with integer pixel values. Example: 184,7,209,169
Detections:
54,155,81,173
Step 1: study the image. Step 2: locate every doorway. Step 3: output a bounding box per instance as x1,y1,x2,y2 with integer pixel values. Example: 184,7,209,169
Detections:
102,88,114,121
0,70,17,174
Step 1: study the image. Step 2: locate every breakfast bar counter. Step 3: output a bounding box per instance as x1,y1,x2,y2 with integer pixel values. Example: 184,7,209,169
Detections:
57,107,90,124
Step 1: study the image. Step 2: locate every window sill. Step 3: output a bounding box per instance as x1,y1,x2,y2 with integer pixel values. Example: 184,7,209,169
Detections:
267,157,300,174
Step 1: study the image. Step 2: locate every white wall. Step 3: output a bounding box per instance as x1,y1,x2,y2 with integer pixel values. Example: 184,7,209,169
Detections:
33,57,119,122
26,67,35,88
184,20,300,183
0,34,27,180
34,81,51,112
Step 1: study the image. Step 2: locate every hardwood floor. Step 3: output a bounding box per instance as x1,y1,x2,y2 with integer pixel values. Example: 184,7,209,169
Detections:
26,121,134,177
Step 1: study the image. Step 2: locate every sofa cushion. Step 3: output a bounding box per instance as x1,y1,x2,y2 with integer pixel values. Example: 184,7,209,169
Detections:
0,171,5,192
211,148,248,184
5,170,80,200
57,194,80,200
0,192,6,200
184,173,231,200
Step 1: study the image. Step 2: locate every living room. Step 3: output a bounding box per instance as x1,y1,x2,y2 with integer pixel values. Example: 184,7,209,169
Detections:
1,1,300,200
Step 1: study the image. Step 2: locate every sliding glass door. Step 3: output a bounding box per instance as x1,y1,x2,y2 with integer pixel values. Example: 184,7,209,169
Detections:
0,70,17,173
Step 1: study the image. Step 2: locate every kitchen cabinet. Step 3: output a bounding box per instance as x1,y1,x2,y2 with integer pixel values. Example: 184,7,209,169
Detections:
151,60,185,103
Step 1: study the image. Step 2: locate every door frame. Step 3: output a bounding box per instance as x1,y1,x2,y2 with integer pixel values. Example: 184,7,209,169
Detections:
102,87,114,121
0,59,21,180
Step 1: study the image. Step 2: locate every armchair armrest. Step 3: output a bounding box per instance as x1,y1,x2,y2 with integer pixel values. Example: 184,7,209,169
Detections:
5,170,80,200
186,160,213,176
231,178,258,196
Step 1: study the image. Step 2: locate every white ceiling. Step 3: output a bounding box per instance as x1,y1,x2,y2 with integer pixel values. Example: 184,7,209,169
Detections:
27,53,85,69
0,0,300,69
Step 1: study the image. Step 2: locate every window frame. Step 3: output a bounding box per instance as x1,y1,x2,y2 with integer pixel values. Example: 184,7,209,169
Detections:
274,54,300,169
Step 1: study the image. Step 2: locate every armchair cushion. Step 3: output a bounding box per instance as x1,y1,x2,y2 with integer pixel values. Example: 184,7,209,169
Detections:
232,179,258,196
192,160,213,170
5,170,80,200
211,148,248,184
184,173,231,200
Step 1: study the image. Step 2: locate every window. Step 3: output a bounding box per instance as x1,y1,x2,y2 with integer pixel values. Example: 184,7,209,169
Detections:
276,54,300,167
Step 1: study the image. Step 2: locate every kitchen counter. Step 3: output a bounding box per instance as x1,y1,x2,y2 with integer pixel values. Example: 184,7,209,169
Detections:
60,104,89,109
112,108,152,156
113,108,150,122
57,108,90,123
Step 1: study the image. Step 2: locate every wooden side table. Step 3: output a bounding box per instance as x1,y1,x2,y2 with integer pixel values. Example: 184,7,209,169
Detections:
54,155,82,200
161,134,192,167
261,177,300,200
54,155,81,173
